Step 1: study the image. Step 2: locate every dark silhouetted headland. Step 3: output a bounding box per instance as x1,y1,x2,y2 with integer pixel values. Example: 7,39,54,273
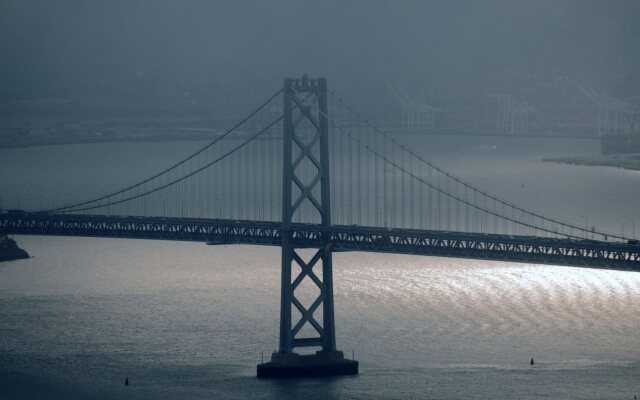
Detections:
0,235,30,262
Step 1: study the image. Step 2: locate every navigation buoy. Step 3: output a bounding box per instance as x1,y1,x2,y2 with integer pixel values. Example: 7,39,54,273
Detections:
530,358,534,366
125,377,129,386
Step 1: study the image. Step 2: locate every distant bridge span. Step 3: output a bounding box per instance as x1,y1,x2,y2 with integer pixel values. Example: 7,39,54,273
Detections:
2,212,638,271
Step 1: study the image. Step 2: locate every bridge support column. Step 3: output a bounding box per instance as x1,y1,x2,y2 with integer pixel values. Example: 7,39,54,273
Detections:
257,75,358,378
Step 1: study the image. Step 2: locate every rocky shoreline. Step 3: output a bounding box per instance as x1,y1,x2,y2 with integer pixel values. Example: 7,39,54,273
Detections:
0,235,30,262
542,154,640,172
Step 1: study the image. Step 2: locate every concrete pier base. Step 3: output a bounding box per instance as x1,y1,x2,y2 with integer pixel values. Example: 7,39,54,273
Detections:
257,350,358,378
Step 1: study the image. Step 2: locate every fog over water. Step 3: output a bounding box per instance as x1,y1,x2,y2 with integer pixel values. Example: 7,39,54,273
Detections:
2,1,640,399
2,1,640,111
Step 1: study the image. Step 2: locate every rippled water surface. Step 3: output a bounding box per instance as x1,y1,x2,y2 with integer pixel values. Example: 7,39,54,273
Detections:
1,136,639,399
2,238,640,399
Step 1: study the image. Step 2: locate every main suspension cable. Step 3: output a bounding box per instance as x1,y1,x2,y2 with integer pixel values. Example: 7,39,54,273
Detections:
297,94,601,241
38,88,283,213
56,114,284,214
329,90,628,241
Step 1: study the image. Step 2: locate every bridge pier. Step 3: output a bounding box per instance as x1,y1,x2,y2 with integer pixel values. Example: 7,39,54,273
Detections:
257,76,358,378
258,349,357,378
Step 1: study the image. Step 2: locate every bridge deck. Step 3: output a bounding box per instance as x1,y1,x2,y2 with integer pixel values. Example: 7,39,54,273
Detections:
1,212,638,271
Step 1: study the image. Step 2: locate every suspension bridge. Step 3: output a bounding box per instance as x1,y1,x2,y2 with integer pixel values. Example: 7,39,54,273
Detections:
1,76,638,377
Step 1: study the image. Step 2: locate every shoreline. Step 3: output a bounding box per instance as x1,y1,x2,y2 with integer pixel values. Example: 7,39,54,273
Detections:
0,130,601,151
542,154,640,172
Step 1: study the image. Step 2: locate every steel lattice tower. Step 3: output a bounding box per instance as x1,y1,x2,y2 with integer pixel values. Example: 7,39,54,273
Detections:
257,75,358,378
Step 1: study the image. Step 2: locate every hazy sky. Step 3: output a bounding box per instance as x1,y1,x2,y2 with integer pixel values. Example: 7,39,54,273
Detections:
1,0,639,102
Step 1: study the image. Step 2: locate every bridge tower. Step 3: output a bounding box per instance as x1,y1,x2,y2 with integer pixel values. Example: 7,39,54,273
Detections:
257,75,358,378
